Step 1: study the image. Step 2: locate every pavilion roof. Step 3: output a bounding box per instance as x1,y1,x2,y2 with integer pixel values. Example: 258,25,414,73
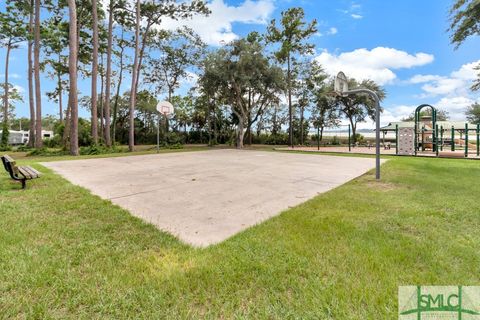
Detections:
380,121,477,131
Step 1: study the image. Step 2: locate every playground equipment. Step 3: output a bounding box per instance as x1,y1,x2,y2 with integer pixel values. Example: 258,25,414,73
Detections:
437,123,480,157
386,104,480,158
414,104,437,155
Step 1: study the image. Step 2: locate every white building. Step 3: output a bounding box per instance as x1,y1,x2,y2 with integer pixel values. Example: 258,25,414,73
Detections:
0,130,54,145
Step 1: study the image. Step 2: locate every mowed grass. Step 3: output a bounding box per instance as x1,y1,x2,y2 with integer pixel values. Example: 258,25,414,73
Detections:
1,152,480,319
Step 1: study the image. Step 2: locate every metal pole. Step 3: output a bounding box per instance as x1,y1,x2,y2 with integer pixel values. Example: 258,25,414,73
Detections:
345,89,381,180
157,114,160,153
348,124,351,152
421,126,425,151
375,96,380,180
465,123,469,157
440,126,443,151
317,126,320,151
395,124,398,155
477,124,479,157
414,121,417,156
432,113,436,152
451,126,455,151
344,89,380,180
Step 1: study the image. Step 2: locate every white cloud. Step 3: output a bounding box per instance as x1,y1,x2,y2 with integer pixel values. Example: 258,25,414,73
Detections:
339,3,364,20
315,47,434,85
378,105,416,126
393,61,480,122
421,79,466,96
337,104,417,129
0,73,21,80
409,74,443,84
451,61,479,81
327,27,338,35
436,96,475,117
160,0,275,46
409,60,480,97
315,27,338,37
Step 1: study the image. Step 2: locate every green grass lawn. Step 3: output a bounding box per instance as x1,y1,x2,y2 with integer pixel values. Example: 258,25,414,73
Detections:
1,151,479,319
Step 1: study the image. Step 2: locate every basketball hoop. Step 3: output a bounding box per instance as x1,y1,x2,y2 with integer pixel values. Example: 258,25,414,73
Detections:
156,101,174,116
156,101,174,153
334,71,349,95
333,71,382,180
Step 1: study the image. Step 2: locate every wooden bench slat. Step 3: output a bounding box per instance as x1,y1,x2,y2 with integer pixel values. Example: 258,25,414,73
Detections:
25,166,40,176
18,167,33,179
20,166,40,179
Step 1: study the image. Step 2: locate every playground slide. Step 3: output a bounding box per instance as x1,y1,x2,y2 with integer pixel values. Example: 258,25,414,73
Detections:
453,139,477,149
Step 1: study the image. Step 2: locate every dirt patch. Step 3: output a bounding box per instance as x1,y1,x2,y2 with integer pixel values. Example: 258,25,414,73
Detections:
364,180,398,191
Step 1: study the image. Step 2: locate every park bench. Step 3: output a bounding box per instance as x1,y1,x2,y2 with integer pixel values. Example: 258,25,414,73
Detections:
1,155,41,189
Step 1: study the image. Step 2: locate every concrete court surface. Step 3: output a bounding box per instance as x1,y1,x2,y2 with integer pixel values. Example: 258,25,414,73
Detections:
42,149,384,247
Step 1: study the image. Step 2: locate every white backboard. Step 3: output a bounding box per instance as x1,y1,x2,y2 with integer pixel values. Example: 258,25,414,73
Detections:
334,71,349,94
156,101,174,116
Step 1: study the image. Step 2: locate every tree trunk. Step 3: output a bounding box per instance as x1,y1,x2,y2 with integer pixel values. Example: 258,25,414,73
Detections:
68,0,79,156
63,8,81,150
57,55,63,123
300,105,304,145
28,2,35,147
62,102,71,148
91,0,99,144
112,35,125,145
99,57,104,141
103,0,113,147
287,51,293,147
236,118,245,149
129,0,140,152
256,113,263,137
349,118,357,143
213,98,217,145
3,43,11,129
245,119,252,145
134,23,152,94
166,89,172,135
34,0,42,148
272,103,278,136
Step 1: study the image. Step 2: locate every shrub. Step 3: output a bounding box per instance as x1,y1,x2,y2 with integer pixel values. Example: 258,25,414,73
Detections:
16,145,33,152
354,133,365,143
27,148,67,157
264,133,289,145
0,123,9,149
79,145,124,155
166,132,183,145
331,136,340,145
167,143,184,150
0,145,12,152
43,135,62,148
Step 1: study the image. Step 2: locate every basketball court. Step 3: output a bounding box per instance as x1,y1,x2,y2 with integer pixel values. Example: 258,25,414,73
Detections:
42,150,384,247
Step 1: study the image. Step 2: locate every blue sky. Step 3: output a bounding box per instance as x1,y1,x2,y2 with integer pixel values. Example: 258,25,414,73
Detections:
1,0,479,128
